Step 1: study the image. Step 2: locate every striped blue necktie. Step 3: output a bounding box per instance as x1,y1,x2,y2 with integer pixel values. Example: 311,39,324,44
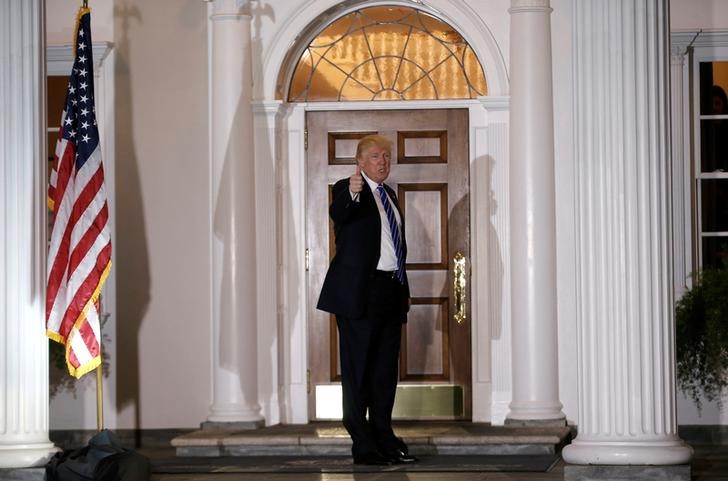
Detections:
376,185,405,284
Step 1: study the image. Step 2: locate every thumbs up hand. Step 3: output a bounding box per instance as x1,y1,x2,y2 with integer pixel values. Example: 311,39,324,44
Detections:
349,164,364,194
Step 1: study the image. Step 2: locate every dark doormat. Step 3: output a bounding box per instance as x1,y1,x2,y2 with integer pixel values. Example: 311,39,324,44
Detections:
153,455,559,474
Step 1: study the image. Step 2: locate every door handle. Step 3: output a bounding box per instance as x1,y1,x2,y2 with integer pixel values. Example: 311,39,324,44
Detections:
453,251,467,325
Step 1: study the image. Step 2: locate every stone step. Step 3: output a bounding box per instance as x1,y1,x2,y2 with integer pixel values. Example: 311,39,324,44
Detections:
171,421,572,458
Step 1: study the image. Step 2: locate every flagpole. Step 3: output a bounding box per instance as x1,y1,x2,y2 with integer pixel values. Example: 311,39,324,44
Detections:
96,356,104,431
82,0,102,433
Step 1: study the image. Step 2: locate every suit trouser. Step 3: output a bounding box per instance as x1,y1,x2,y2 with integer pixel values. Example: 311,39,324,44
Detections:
336,275,406,458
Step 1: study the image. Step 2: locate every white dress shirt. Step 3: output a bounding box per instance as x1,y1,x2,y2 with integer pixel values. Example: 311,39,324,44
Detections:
350,172,402,271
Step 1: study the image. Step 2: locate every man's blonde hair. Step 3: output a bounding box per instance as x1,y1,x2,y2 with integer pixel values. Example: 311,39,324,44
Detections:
356,134,393,160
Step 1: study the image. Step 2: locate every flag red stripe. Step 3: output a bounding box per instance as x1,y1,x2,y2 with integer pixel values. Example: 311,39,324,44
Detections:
45,145,78,316
46,237,70,321
65,163,107,273
48,128,65,200
65,165,105,261
48,161,103,307
78,317,100,358
68,347,80,370
68,202,109,278
51,141,75,214
58,242,112,338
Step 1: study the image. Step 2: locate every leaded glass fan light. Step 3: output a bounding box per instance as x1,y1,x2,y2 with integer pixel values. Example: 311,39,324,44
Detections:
288,6,487,101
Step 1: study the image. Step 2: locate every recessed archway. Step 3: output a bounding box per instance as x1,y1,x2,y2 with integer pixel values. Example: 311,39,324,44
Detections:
256,0,508,101
284,4,487,102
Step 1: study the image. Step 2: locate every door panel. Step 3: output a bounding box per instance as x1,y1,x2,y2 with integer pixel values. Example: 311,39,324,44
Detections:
403,297,449,380
399,183,448,268
306,109,471,420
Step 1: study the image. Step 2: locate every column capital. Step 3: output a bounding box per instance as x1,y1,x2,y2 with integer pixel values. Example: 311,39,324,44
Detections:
210,0,251,19
671,44,687,65
509,0,552,14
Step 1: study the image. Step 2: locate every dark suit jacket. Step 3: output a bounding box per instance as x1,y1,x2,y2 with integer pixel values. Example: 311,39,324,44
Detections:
317,177,410,320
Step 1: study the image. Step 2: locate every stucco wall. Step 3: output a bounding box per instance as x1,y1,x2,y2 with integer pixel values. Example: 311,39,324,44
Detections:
111,0,211,429
46,1,114,44
671,0,728,31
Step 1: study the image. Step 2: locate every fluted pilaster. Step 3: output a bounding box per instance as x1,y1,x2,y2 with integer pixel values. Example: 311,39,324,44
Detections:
0,0,59,468
670,42,691,298
483,119,513,425
562,0,692,465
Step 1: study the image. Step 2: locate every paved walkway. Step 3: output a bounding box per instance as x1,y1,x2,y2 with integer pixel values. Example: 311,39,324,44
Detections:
146,445,727,481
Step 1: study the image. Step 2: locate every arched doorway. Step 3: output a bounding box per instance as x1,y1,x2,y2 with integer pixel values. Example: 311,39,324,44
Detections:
253,0,511,424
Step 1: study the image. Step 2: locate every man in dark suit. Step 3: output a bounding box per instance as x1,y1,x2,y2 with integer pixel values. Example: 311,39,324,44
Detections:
317,134,417,466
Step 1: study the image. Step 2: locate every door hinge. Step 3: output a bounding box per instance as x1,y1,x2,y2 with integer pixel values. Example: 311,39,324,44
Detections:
307,369,311,394
304,128,308,150
305,248,310,271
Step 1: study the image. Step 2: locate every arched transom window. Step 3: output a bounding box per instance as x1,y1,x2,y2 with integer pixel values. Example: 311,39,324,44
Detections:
288,6,487,101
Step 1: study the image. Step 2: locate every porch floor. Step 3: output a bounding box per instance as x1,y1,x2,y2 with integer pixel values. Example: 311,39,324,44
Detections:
171,421,572,458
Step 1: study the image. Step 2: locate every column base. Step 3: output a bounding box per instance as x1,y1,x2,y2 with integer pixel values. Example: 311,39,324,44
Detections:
201,420,265,431
0,443,59,469
562,438,694,465
504,417,567,427
506,400,566,422
207,403,265,426
564,464,691,481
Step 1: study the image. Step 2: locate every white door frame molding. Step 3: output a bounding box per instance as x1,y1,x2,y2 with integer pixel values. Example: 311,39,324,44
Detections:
253,98,510,424
251,0,511,425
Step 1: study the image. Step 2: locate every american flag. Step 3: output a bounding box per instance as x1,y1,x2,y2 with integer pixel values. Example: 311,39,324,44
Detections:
46,7,112,379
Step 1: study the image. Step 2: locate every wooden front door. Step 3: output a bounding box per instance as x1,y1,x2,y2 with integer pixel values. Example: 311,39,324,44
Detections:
306,109,471,420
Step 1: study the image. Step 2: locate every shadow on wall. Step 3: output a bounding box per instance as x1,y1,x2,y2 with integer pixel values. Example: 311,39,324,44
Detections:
209,0,279,421
483,155,504,342
212,95,250,379
113,1,150,445
247,2,284,423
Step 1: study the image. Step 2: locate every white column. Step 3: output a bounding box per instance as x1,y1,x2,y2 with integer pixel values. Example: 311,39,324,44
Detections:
206,0,263,426
507,0,565,422
0,0,58,468
562,0,692,465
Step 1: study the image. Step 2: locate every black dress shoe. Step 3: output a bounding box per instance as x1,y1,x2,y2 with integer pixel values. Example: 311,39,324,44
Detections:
353,451,393,465
395,438,409,454
385,449,419,464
